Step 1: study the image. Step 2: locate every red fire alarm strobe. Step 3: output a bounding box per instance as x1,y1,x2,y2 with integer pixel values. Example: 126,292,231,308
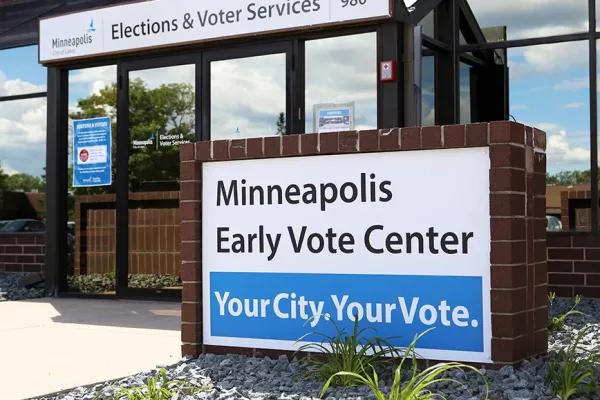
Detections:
380,60,396,82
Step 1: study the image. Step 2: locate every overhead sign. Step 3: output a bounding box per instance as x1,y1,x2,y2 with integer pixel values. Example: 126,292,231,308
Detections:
314,102,355,133
73,117,112,188
202,147,492,363
39,0,393,63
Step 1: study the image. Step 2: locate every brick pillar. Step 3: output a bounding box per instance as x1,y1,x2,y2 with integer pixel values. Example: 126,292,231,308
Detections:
531,127,549,358
489,122,547,364
180,121,548,365
180,143,203,356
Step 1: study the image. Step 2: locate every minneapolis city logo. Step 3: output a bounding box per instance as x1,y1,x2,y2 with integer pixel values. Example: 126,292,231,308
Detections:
51,17,95,50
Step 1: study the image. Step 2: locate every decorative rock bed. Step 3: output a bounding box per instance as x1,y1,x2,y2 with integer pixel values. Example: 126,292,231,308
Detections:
0,272,44,301
32,298,600,400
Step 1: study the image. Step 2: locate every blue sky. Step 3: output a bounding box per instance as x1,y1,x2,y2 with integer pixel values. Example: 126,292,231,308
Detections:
0,0,596,177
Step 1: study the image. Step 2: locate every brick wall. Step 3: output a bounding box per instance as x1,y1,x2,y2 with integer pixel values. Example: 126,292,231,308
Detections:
74,192,180,276
179,121,548,366
0,233,45,273
547,234,600,298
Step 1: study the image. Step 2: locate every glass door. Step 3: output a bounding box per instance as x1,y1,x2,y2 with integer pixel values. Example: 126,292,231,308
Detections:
202,43,294,140
117,54,199,299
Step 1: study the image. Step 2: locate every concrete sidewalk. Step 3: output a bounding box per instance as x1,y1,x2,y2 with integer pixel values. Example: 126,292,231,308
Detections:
0,298,181,400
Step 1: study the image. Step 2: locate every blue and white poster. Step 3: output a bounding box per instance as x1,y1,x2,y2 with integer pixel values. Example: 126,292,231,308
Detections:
72,116,112,188
314,102,355,133
202,147,492,363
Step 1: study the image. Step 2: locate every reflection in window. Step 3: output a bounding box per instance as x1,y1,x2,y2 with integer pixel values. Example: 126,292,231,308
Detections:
459,62,471,124
0,45,47,96
0,98,47,238
129,65,195,192
126,64,193,290
466,0,588,40
422,55,435,126
211,54,286,140
420,11,434,37
509,42,590,231
305,33,377,133
67,65,118,294
0,98,47,178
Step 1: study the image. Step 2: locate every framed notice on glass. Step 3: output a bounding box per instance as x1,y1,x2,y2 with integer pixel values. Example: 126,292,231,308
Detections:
313,102,355,134
72,116,112,188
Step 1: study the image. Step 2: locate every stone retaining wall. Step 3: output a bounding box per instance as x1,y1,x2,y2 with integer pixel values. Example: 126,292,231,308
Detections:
0,233,45,273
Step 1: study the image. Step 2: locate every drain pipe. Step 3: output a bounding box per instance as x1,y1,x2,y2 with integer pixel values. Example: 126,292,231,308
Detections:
403,23,422,127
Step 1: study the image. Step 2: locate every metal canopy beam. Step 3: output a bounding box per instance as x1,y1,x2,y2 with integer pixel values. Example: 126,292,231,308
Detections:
408,0,444,24
456,0,495,64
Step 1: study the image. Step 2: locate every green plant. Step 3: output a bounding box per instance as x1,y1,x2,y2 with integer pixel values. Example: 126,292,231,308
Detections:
548,292,586,332
320,328,489,400
546,325,600,400
95,368,207,400
293,314,401,387
106,267,116,282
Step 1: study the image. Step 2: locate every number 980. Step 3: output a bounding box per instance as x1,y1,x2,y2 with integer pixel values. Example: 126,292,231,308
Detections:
341,0,367,7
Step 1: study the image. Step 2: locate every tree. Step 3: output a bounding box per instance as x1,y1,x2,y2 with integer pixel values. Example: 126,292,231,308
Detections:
0,163,7,192
5,173,44,192
69,78,195,194
276,112,286,136
547,169,593,185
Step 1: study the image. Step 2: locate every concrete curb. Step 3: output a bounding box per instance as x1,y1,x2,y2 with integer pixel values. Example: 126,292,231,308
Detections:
23,358,190,400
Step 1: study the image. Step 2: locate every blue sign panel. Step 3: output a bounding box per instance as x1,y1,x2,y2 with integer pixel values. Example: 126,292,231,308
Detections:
72,117,112,188
210,272,484,353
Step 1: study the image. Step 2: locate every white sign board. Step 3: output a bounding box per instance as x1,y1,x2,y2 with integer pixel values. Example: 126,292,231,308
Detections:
314,102,355,133
39,0,392,63
202,148,492,363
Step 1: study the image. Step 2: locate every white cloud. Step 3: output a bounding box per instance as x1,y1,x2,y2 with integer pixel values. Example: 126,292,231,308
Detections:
553,77,591,92
0,96,47,176
564,102,584,109
467,0,588,40
1,163,19,176
547,130,590,164
525,122,590,170
0,71,46,96
509,41,589,80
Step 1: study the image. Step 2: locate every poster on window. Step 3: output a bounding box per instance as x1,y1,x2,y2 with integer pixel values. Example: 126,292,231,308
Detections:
313,102,355,134
73,116,112,188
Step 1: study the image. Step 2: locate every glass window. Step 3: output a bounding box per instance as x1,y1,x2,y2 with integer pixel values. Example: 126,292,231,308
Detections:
0,97,47,178
67,65,118,294
459,62,471,124
509,41,590,231
422,54,435,126
126,64,194,292
305,33,377,133
466,0,588,40
0,96,47,244
210,54,286,140
420,11,434,38
0,45,47,96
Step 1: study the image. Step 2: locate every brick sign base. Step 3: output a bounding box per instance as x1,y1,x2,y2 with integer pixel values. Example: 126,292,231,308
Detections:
179,121,548,366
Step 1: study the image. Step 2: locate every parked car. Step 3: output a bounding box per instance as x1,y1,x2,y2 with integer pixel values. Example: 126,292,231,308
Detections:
0,220,10,230
1,219,76,253
546,215,563,232
0,219,45,232
67,222,76,254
